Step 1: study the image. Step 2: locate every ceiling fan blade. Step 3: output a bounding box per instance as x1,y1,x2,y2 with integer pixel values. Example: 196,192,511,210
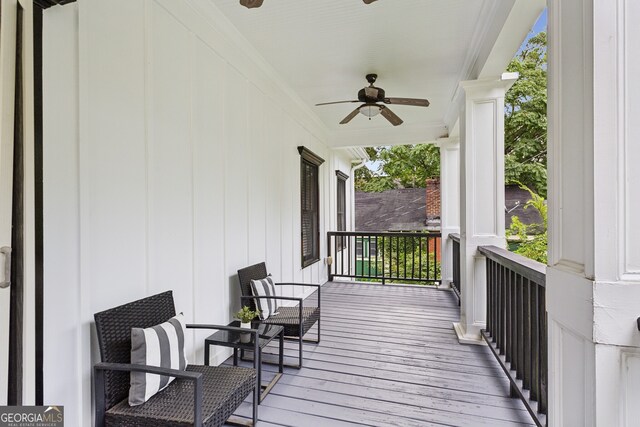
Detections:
316,100,359,106
384,97,430,107
340,108,361,125
239,0,264,8
363,0,378,3
380,106,403,126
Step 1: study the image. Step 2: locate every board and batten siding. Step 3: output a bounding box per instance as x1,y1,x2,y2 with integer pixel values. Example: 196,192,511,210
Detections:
42,1,355,425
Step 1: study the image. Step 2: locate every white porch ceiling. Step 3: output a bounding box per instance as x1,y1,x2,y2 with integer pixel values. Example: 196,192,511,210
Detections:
212,0,543,147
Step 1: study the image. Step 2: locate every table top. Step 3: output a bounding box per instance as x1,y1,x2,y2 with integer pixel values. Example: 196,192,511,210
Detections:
204,321,283,348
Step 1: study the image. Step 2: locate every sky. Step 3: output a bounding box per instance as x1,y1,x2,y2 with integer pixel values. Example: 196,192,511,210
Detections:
519,9,547,53
365,9,548,173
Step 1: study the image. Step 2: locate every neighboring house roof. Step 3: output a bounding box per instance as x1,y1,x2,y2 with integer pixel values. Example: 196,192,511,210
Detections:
505,185,543,228
355,185,543,232
355,188,428,231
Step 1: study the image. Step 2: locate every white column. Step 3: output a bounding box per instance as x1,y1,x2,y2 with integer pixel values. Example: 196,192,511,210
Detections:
453,74,517,344
438,137,460,289
547,1,640,425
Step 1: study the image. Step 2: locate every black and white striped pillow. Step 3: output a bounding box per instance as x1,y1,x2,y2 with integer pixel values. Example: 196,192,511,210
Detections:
250,276,280,320
129,314,188,406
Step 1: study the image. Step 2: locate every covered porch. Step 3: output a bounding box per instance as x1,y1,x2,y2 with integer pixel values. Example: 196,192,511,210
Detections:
229,281,535,426
1,0,638,426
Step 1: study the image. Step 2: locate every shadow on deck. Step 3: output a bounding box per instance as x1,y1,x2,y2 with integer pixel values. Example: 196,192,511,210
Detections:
226,281,535,426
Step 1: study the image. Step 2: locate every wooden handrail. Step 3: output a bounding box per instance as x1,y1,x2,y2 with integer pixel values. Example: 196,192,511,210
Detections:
478,245,546,286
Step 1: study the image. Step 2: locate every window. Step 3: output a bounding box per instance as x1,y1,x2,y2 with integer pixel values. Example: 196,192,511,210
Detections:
336,171,348,250
299,147,324,267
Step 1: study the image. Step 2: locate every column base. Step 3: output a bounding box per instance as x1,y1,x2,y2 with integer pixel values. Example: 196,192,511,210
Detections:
453,322,486,346
438,280,452,290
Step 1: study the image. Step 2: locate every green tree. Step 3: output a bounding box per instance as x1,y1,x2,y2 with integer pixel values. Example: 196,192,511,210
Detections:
505,32,548,197
355,144,440,192
506,184,547,264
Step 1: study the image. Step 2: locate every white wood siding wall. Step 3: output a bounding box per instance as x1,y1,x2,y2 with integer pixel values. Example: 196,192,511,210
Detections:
42,1,355,425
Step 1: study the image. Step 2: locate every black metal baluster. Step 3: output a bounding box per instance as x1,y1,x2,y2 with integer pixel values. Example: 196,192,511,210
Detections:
335,236,344,276
523,278,531,390
530,284,540,403
410,236,415,280
418,235,423,280
375,236,379,279
486,259,492,333
496,263,502,350
511,270,517,372
491,261,502,343
396,237,400,279
500,265,508,354
516,274,524,381
382,235,386,284
347,236,357,275
328,234,333,280
539,289,547,415
427,236,432,281
506,266,512,363
403,236,407,279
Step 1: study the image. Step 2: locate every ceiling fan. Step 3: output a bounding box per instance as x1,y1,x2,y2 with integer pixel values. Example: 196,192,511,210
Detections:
240,0,377,8
315,74,430,126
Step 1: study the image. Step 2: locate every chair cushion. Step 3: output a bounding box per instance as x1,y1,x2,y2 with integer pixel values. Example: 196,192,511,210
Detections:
129,314,188,406
263,306,320,337
106,365,256,427
250,275,279,320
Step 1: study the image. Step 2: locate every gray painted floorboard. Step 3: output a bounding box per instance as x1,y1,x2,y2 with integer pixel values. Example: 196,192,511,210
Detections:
224,281,535,426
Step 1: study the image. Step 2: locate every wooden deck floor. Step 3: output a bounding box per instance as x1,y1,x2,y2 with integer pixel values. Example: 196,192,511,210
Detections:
227,281,535,426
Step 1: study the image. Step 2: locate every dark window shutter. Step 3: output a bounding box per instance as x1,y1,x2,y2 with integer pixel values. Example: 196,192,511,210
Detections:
299,147,324,268
336,171,348,250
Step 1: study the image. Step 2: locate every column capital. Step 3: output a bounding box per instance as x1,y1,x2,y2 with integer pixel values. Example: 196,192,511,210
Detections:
459,72,518,98
435,137,460,149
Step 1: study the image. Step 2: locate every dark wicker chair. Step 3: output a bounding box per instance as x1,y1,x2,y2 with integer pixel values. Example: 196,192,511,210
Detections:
93,291,258,427
237,262,320,368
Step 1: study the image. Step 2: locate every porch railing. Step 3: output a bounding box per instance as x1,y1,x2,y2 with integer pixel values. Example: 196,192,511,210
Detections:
478,245,547,427
449,233,461,303
327,231,441,285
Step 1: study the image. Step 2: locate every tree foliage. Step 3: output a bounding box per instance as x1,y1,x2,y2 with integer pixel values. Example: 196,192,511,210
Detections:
505,32,548,197
355,144,440,192
506,184,547,264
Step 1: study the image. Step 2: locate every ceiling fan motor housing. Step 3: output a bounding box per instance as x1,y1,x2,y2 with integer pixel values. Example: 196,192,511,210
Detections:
358,86,385,103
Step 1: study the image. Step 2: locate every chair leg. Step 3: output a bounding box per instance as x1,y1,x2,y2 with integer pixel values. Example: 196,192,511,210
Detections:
253,381,258,426
94,368,106,427
299,334,303,368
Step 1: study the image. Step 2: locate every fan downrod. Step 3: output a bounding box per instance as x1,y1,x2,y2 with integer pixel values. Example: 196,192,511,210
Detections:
366,74,378,85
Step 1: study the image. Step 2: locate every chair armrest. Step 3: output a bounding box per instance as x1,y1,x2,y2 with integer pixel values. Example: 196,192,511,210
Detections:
274,283,321,310
274,282,321,289
94,362,203,426
241,295,303,303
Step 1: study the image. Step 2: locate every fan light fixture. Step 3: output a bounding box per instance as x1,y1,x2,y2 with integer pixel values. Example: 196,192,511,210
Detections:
359,104,381,119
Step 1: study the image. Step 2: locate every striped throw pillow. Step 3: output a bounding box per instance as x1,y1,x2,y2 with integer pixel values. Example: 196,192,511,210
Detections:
129,313,188,406
250,275,280,320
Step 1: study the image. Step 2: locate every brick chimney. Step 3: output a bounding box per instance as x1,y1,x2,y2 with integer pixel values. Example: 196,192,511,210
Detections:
425,178,441,220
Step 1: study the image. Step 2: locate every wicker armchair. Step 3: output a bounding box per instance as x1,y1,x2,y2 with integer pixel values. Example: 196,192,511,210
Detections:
93,291,258,427
237,262,320,368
